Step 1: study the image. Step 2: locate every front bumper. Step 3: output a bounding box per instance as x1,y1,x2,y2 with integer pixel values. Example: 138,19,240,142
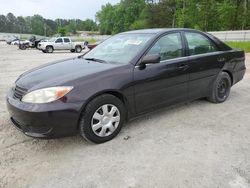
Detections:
6,89,83,138
38,45,46,50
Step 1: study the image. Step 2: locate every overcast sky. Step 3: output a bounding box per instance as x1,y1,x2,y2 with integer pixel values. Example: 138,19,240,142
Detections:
0,0,120,20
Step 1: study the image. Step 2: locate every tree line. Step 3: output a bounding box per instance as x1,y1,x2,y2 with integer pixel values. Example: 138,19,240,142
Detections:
0,0,249,36
96,0,250,34
0,13,98,36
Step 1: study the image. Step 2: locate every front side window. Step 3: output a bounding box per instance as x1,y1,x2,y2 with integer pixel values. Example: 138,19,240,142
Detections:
185,32,217,55
147,32,183,61
55,38,63,43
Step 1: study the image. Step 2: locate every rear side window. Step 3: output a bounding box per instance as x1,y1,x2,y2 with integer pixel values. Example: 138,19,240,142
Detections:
55,38,63,43
147,32,183,61
185,32,217,55
64,38,70,43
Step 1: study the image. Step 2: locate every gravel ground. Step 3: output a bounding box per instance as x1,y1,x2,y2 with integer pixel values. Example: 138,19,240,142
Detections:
0,42,250,188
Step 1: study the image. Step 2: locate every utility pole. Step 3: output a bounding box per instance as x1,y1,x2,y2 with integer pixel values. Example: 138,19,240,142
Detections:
44,23,47,37
182,0,186,28
242,0,247,30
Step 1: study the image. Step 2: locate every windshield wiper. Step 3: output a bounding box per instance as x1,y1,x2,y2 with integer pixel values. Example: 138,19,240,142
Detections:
84,58,107,64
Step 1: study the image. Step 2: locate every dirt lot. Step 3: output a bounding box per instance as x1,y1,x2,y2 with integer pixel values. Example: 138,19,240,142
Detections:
0,42,250,188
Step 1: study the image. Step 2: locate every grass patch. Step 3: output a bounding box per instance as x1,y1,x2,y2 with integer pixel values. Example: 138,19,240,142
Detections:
225,41,250,53
71,38,97,43
87,39,98,43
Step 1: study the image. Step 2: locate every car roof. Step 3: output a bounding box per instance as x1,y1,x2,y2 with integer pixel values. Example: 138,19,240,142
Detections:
121,28,200,35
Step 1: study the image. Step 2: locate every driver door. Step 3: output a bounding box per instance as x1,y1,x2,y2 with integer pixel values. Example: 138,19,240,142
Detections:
54,38,63,50
133,32,189,114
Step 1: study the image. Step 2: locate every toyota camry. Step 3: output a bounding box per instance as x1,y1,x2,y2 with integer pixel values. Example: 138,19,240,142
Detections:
7,28,246,143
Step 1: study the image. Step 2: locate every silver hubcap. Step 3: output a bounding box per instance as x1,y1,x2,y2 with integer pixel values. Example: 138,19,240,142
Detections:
91,104,120,137
48,47,52,53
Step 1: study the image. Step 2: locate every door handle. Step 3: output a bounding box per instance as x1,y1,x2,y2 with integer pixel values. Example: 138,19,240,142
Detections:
178,64,189,70
217,57,226,62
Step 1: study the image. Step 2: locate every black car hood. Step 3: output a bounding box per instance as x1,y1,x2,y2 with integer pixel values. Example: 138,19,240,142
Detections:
16,57,119,90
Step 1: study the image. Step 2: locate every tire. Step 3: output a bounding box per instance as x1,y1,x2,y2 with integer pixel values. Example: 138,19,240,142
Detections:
70,49,75,53
19,44,27,50
75,46,82,53
42,50,47,53
207,72,231,103
79,94,126,143
46,46,53,53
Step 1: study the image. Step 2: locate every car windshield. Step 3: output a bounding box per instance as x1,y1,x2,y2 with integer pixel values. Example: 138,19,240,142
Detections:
84,33,154,64
48,38,56,42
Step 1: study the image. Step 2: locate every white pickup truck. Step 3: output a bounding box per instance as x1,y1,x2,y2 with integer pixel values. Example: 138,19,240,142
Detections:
38,37,85,53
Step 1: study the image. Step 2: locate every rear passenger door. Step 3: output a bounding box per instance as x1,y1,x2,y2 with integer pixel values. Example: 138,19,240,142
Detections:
184,32,225,100
63,38,71,50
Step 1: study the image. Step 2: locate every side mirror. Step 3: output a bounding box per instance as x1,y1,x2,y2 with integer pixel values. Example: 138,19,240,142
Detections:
141,54,161,65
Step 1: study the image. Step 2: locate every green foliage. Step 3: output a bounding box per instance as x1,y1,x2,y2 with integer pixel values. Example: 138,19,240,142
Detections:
58,27,67,36
96,0,250,34
1,0,250,36
0,13,98,36
96,0,146,34
225,41,250,52
130,19,148,30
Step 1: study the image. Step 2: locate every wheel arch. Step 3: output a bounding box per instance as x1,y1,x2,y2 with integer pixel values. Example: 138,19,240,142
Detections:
77,90,129,128
46,45,54,50
75,45,82,49
222,69,233,86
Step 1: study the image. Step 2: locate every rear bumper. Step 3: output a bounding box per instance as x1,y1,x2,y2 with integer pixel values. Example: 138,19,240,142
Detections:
6,89,83,138
233,67,246,85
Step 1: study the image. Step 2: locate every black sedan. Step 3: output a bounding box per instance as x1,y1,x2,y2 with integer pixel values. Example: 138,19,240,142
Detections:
7,28,246,143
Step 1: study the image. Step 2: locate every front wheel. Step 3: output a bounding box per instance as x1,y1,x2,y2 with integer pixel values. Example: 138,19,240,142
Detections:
207,72,231,103
79,94,125,143
46,46,54,53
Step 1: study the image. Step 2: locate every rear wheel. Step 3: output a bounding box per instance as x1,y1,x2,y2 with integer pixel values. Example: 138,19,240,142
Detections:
79,94,125,143
207,72,231,103
75,46,82,53
46,46,53,53
19,44,27,50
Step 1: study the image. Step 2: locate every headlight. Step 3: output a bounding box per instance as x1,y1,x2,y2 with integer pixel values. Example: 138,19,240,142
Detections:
21,86,73,104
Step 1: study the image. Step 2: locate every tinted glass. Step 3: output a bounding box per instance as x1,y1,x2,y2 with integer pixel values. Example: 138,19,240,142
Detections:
185,32,217,55
84,34,153,64
64,38,70,43
55,38,63,43
147,32,183,61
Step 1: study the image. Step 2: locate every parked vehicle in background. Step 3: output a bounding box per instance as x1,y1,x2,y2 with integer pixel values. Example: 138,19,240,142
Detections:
6,28,246,143
18,36,48,50
11,39,20,45
87,41,102,50
38,37,84,53
34,38,47,49
18,36,36,50
6,36,19,45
